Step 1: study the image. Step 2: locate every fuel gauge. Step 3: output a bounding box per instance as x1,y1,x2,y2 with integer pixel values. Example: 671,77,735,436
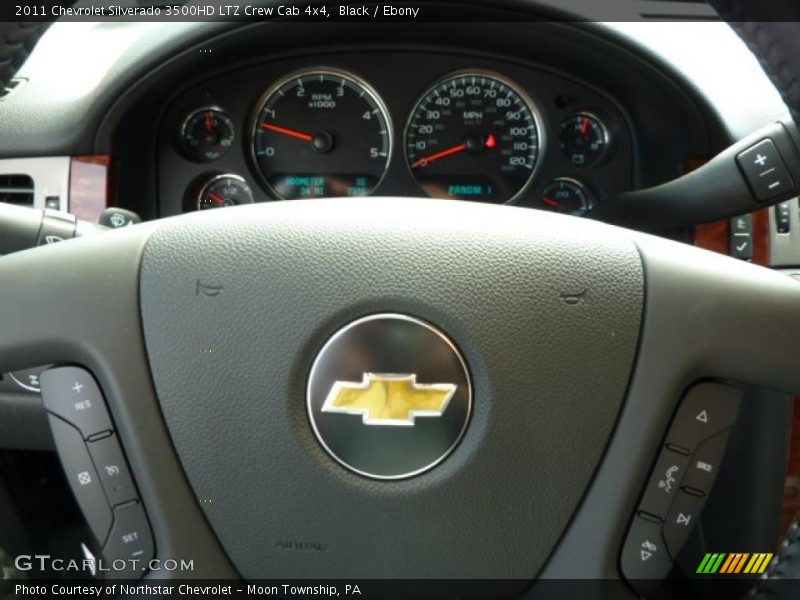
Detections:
181,107,235,163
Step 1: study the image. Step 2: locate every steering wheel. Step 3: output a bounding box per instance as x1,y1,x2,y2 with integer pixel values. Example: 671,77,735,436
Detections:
3,3,800,599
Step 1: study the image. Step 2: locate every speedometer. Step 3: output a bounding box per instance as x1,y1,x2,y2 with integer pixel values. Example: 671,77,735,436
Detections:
251,69,392,200
405,71,542,203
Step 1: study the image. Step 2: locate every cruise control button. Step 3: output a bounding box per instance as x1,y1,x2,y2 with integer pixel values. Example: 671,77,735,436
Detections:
681,429,731,495
664,489,708,559
48,415,112,545
638,448,690,520
620,515,672,595
40,366,113,439
103,502,154,579
666,383,741,453
88,433,137,507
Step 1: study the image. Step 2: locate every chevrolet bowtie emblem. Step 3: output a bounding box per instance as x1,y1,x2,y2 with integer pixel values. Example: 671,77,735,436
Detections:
307,314,472,479
322,373,456,426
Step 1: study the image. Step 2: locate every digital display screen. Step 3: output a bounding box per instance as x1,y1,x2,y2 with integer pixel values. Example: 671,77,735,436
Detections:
414,175,517,202
269,174,379,199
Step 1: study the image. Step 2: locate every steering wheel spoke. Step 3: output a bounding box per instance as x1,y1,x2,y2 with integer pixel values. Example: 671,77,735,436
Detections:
0,225,236,579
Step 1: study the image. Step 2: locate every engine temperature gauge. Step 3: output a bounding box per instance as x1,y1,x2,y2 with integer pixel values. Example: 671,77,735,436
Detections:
196,174,254,210
537,178,593,216
181,107,235,163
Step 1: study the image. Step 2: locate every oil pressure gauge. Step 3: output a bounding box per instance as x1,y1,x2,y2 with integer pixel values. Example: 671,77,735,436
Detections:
181,107,236,163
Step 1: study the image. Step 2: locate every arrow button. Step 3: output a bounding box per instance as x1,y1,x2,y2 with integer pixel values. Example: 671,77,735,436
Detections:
665,383,741,453
664,489,707,558
621,515,672,594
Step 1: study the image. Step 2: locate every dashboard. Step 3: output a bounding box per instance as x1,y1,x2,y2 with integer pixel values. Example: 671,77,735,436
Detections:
157,50,635,217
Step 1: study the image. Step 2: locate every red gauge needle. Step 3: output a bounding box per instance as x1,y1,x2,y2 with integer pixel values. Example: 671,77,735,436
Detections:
204,111,213,132
542,196,559,208
261,122,313,142
412,143,467,168
413,134,497,168
580,117,590,136
207,191,225,206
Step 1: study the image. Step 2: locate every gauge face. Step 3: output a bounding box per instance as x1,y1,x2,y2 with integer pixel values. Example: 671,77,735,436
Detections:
559,112,609,168
251,70,392,199
197,174,254,210
405,72,541,203
537,178,592,216
181,107,235,162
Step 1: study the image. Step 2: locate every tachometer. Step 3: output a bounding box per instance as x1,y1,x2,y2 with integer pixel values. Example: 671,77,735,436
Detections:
251,69,392,199
405,71,542,203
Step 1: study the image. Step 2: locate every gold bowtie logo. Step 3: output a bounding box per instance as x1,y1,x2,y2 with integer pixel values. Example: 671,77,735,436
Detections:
322,373,456,426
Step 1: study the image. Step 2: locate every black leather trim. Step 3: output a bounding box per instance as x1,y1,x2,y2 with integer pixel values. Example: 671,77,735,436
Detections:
0,23,49,91
708,1,800,124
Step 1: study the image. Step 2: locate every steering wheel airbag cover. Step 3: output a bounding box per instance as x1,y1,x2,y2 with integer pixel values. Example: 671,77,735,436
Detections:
138,198,643,580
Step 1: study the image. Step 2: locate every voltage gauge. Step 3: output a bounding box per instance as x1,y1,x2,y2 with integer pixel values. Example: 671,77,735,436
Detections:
559,112,609,168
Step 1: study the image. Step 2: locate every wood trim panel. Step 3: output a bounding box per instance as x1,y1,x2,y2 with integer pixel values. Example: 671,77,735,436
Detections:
69,155,110,223
693,209,770,266
782,398,800,536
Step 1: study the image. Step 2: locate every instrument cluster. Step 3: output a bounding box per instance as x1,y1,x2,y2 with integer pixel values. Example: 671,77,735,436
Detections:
158,51,634,217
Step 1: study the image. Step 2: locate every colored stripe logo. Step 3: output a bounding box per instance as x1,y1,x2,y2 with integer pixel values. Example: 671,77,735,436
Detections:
696,552,773,574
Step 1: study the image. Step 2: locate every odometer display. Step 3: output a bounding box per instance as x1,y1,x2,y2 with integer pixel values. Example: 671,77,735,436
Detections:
252,69,392,199
406,72,541,203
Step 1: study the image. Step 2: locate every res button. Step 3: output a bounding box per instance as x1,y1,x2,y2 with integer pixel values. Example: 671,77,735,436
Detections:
40,366,113,439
